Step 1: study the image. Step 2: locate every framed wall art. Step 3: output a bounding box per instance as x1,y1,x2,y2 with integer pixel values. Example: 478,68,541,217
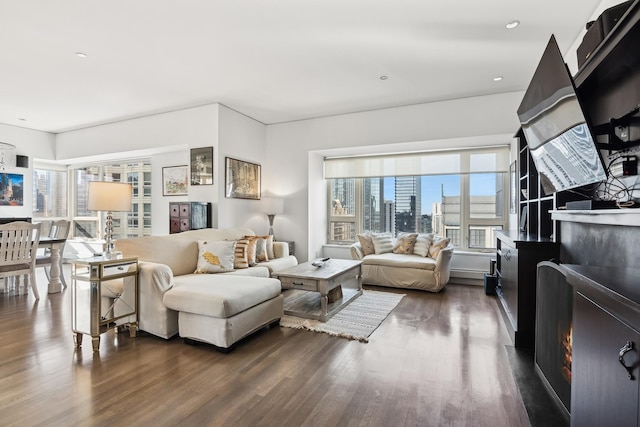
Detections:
225,157,261,200
162,165,189,196
0,173,24,206
190,146,214,185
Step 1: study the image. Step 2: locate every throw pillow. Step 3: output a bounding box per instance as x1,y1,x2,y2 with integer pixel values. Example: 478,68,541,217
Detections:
244,235,274,261
357,233,375,256
255,237,269,262
233,238,250,269
194,240,236,274
413,233,434,257
428,236,451,259
371,232,394,254
393,232,418,254
245,237,258,266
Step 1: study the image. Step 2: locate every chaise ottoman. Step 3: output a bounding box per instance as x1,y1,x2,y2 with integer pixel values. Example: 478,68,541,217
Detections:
162,274,283,352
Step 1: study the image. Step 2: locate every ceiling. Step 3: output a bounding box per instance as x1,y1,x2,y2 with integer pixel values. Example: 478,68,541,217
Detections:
0,0,604,134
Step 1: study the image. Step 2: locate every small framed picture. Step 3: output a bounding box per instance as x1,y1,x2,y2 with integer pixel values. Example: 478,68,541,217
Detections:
190,147,214,185
163,165,189,196
225,157,261,200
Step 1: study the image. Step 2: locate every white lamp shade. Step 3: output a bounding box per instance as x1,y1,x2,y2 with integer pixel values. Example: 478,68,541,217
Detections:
262,197,284,215
88,181,133,212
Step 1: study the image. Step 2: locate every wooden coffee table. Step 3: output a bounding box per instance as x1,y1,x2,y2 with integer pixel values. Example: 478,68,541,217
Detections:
275,259,362,322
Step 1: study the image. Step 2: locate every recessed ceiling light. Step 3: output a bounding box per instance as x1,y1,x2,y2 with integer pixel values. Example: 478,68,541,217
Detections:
506,20,520,29
380,75,388,80
76,52,88,58
493,76,503,82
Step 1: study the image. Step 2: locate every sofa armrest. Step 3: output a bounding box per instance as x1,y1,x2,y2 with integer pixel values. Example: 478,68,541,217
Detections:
273,241,289,258
350,242,364,260
434,245,454,285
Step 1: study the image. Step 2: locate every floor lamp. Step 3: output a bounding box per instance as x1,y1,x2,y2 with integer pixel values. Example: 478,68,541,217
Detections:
261,197,284,239
88,181,133,259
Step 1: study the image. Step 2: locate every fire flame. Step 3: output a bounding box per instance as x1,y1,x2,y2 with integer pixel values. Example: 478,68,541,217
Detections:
561,323,573,383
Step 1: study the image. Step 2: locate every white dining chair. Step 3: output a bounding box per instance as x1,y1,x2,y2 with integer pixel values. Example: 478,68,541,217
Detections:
0,221,41,299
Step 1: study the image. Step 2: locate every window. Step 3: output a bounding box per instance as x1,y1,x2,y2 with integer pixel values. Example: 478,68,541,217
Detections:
33,168,67,218
325,147,509,251
71,161,152,240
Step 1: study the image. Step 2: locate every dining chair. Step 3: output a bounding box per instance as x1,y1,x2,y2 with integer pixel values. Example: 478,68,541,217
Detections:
36,219,71,289
0,221,42,299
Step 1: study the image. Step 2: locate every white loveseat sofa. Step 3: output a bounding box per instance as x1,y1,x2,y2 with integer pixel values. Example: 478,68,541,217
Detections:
114,227,297,350
350,232,453,293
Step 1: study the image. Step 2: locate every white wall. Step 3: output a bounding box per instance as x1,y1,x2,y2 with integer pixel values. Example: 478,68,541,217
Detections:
56,104,220,235
0,123,55,219
266,91,524,261
216,105,268,233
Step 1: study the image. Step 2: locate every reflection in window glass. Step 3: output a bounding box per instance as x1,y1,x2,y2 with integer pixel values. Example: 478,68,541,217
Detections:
33,169,67,217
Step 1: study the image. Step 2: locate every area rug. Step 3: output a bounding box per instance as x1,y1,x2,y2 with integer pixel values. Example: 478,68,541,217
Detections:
279,290,405,342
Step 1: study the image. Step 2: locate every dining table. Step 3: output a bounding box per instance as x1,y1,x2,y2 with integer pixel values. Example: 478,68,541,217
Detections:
38,236,67,294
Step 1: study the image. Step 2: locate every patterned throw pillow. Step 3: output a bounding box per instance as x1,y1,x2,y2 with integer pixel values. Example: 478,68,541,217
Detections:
245,237,258,266
194,240,236,273
371,232,395,254
357,233,375,256
393,232,418,254
233,238,250,269
428,236,451,259
413,233,434,257
247,235,274,260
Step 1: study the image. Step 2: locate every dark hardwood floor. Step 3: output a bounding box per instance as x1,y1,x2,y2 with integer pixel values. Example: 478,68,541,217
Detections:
0,268,532,427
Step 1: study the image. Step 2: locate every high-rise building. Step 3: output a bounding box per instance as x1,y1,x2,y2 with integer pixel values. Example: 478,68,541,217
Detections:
395,176,421,234
383,200,395,235
362,178,384,232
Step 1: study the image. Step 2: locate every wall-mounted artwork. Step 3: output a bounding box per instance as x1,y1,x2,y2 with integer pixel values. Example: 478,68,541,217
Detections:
225,157,261,200
0,173,24,206
190,146,214,185
163,165,189,196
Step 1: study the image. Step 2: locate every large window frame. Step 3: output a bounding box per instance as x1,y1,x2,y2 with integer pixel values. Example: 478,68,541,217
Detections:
325,147,509,251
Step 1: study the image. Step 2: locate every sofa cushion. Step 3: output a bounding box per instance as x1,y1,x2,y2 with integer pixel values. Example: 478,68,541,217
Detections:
429,236,451,258
362,253,436,271
413,233,434,257
164,275,282,318
393,232,418,254
357,233,375,256
194,240,236,273
371,232,395,254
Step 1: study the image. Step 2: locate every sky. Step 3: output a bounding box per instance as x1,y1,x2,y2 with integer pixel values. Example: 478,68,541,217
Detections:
384,174,498,212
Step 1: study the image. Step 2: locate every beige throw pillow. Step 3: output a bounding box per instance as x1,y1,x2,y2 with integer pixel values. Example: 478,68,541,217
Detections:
428,236,451,259
371,233,394,254
357,233,375,256
194,240,236,273
413,233,434,257
393,232,418,254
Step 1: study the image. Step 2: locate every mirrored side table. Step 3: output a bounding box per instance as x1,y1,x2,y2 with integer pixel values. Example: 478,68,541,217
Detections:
71,256,138,352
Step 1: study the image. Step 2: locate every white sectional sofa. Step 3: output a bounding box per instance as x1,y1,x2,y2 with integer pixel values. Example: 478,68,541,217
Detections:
350,232,453,293
114,227,297,351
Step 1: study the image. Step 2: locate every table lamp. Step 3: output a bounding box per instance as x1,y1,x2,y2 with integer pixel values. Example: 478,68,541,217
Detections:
88,181,133,258
261,197,284,239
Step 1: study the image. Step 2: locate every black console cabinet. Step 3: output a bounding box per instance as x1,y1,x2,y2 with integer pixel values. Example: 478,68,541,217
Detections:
495,230,559,348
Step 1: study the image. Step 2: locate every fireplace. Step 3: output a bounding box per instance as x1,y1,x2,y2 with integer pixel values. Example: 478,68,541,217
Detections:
535,261,573,419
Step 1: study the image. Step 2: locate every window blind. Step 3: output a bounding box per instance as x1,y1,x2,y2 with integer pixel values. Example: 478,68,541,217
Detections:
324,146,510,179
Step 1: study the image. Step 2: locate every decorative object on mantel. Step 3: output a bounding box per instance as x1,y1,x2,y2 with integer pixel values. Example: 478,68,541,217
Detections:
0,173,24,206
279,290,405,342
0,142,17,170
88,181,132,259
190,147,213,185
261,197,283,238
225,157,260,200
162,165,189,196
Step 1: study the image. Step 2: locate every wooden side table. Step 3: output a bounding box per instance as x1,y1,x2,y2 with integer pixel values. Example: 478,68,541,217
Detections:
70,256,138,352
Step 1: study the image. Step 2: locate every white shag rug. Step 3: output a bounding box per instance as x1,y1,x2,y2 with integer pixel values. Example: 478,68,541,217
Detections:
279,290,405,342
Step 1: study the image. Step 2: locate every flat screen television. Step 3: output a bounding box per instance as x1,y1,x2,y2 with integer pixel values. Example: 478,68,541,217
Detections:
517,35,607,195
